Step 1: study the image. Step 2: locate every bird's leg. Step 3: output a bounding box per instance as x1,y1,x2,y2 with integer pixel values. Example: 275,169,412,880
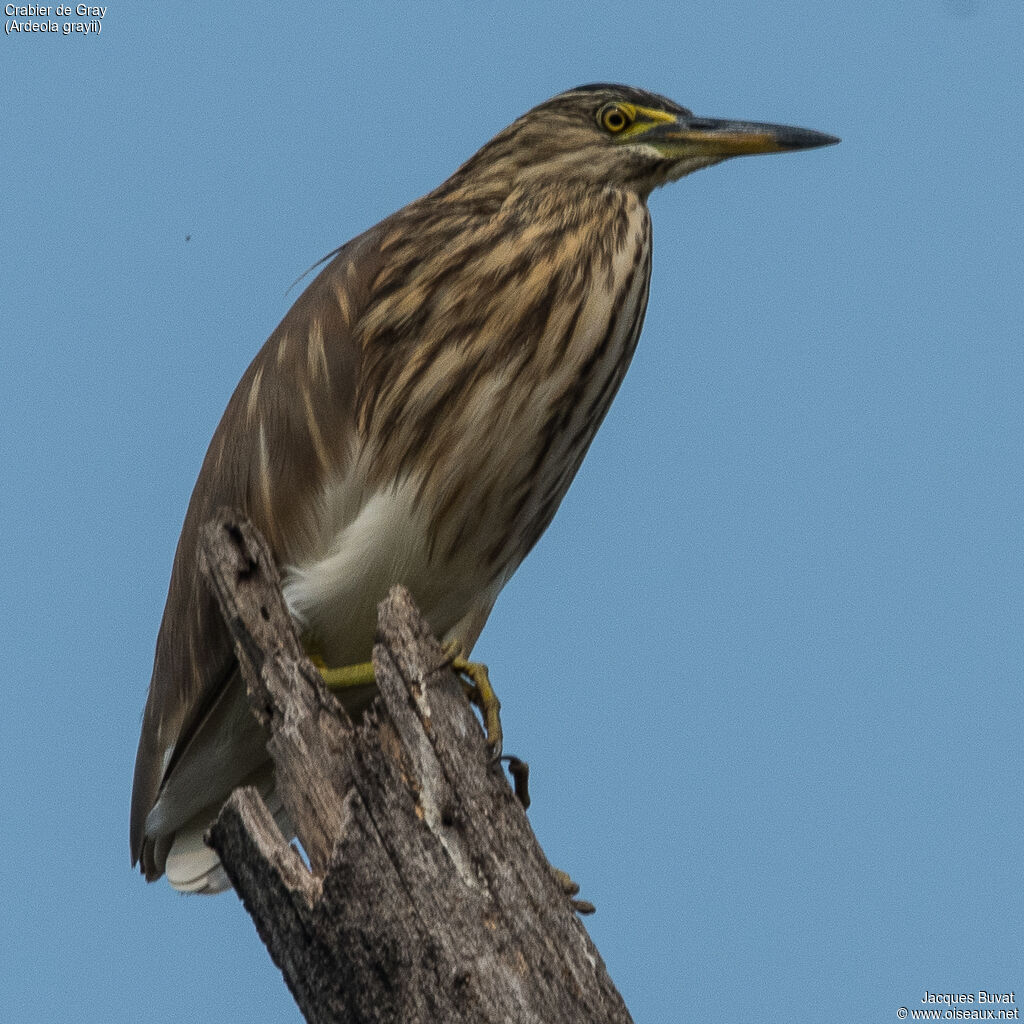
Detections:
307,640,525,802
441,641,503,762
304,640,502,752
305,642,503,758
305,648,376,689
443,648,535,808
317,660,376,689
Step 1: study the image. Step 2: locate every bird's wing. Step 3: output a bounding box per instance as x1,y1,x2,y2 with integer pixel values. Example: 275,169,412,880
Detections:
130,227,382,876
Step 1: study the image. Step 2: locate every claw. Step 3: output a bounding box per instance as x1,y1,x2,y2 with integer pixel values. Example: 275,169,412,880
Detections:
551,866,595,915
502,755,530,809
442,641,504,760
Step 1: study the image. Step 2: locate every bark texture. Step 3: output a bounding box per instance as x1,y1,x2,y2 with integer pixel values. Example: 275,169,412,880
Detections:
199,509,634,1024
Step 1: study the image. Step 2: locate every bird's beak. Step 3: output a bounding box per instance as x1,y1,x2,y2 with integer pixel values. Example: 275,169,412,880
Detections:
645,114,840,159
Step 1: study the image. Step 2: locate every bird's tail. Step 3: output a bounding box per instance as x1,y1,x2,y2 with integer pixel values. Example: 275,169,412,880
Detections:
164,783,293,894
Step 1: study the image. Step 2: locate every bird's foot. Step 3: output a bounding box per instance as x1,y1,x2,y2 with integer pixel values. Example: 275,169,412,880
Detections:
551,865,596,916
441,641,503,762
310,642,525,803
439,645,534,808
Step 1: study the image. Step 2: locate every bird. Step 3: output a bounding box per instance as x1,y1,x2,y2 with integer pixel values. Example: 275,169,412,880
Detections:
131,83,838,894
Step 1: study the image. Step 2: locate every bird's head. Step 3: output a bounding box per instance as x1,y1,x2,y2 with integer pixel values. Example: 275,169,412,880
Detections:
446,83,838,201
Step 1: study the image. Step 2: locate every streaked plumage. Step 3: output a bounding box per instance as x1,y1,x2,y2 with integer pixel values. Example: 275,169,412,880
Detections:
131,84,838,892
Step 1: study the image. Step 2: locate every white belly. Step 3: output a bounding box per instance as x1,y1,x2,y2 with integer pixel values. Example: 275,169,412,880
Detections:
282,473,504,666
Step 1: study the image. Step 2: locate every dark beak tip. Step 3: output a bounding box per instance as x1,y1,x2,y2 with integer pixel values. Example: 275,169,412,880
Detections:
782,128,841,150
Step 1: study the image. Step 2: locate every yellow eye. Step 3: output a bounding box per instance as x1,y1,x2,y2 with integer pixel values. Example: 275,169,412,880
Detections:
598,103,633,134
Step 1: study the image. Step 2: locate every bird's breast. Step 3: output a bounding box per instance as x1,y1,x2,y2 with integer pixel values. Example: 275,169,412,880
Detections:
456,191,654,571
284,191,652,664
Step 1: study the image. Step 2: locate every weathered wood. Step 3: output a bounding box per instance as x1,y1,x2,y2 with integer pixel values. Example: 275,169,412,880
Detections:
200,508,634,1024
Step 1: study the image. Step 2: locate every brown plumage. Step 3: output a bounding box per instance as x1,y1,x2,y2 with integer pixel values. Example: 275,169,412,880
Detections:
131,84,838,892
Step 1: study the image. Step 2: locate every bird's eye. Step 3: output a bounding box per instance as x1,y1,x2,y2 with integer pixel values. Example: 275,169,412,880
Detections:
598,104,633,134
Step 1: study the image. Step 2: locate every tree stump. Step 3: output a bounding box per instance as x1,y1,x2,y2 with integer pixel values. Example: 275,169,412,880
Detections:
199,510,635,1024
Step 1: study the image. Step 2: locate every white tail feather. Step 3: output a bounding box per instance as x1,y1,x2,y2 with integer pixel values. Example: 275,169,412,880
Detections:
164,784,293,894
165,827,231,893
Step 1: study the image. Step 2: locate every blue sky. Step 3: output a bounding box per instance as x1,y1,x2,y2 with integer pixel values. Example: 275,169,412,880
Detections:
2,2,1022,1021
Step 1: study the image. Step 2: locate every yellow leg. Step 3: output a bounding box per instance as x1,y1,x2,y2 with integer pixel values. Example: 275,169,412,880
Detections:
318,660,376,690
305,649,376,691
443,642,503,760
308,642,506,770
